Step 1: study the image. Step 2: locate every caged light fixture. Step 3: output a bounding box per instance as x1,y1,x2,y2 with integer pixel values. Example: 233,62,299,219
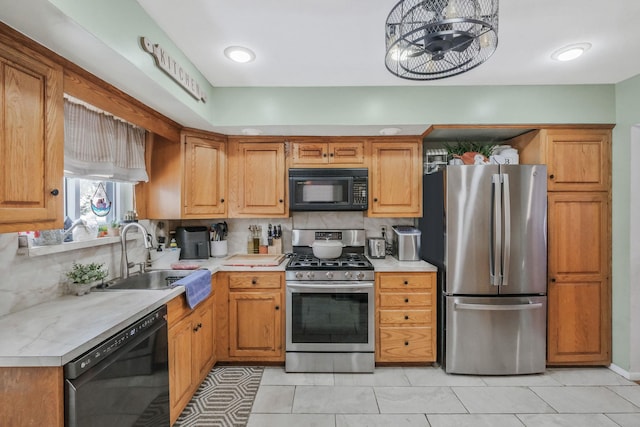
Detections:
385,0,499,80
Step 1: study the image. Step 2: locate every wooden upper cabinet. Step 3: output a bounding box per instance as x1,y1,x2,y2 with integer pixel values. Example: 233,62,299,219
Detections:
183,134,226,216
0,41,64,233
368,138,422,217
512,128,612,192
146,129,227,219
546,129,611,192
228,137,287,217
290,137,365,166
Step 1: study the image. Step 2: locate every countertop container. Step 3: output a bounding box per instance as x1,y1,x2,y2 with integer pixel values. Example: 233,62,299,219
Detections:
391,225,421,261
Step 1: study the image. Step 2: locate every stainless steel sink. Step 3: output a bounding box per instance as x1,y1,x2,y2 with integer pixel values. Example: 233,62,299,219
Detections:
101,270,195,290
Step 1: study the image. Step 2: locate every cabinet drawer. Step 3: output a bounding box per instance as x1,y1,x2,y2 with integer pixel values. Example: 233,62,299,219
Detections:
228,273,282,289
379,309,430,325
379,292,431,307
379,326,433,360
378,273,434,290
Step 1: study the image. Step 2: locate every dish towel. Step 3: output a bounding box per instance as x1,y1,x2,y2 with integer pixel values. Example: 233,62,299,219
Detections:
174,269,212,309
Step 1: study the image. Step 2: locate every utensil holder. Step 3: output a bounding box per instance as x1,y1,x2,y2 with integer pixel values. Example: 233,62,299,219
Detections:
210,240,228,258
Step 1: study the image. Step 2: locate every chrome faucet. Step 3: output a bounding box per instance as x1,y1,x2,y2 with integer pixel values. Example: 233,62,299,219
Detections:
120,222,152,279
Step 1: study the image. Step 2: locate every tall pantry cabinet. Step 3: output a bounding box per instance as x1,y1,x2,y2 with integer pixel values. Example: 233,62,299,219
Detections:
513,127,612,365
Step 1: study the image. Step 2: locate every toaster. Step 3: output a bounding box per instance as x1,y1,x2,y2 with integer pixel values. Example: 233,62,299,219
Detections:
391,225,421,261
175,226,210,259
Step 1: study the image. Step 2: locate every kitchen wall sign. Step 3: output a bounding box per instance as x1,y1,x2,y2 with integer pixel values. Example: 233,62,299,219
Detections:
141,37,207,102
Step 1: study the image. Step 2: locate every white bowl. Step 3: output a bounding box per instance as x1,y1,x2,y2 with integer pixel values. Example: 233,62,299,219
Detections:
310,240,345,259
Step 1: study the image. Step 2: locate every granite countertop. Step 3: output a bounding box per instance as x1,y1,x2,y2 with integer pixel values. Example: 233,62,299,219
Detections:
0,287,183,367
369,257,438,272
0,253,436,368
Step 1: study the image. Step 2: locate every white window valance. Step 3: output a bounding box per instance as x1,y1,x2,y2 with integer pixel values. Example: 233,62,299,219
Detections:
64,97,149,183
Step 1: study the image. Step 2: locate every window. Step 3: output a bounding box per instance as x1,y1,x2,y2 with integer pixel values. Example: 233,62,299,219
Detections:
64,177,135,228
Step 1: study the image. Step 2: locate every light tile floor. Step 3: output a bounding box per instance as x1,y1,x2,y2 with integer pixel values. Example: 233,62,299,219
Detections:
247,367,640,427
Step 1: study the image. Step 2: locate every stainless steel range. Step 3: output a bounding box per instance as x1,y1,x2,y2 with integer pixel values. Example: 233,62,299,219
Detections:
285,229,374,373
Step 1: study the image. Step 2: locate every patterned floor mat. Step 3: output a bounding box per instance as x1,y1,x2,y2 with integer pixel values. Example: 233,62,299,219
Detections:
175,366,264,427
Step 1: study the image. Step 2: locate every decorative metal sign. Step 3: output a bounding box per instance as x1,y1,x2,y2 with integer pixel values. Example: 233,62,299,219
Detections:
141,37,207,102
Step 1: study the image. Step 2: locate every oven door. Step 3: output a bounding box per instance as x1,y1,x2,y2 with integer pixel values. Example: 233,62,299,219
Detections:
286,281,374,352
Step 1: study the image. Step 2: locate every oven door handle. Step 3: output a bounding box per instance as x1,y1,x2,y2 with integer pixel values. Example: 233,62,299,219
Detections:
287,282,373,290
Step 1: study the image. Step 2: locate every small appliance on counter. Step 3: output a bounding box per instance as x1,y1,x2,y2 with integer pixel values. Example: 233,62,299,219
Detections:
391,225,421,261
175,226,210,259
367,237,386,259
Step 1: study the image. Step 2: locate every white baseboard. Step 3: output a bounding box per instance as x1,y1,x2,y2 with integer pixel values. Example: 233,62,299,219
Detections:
609,363,640,381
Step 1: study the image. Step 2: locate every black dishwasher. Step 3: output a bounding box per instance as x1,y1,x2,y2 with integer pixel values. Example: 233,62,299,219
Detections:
65,306,169,427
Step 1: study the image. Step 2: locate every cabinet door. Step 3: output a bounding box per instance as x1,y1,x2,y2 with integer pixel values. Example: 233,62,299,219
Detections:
547,192,611,364
369,140,422,217
228,292,283,358
168,318,195,425
378,326,434,362
0,44,63,232
329,141,365,164
183,134,226,217
546,129,611,192
193,298,215,381
229,141,287,217
291,141,328,164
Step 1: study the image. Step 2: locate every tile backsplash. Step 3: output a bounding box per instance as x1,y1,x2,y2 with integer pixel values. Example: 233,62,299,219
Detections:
0,224,149,317
1,213,416,317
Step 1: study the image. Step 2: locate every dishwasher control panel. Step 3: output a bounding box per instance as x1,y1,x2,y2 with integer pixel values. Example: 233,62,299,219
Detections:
64,306,167,379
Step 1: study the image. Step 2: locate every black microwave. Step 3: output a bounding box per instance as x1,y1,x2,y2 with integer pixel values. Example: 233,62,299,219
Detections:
289,168,368,211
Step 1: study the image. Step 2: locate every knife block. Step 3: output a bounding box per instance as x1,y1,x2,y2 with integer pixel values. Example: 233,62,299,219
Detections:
267,238,282,255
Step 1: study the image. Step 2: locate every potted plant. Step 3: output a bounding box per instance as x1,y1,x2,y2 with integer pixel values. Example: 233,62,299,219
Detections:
65,262,108,295
444,141,495,164
107,221,120,237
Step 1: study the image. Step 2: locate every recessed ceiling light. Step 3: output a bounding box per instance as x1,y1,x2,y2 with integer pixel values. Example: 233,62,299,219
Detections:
224,46,255,63
379,127,402,136
551,43,591,61
241,128,262,135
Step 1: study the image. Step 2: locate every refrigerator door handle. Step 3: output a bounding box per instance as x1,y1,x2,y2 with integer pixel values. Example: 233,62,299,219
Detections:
501,173,511,287
490,174,502,286
454,302,544,311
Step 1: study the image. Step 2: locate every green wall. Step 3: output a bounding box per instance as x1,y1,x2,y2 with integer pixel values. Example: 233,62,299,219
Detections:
612,73,640,371
208,85,615,127
49,0,213,123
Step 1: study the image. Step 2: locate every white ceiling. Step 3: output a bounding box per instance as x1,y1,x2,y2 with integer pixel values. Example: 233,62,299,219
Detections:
136,0,640,87
0,0,638,136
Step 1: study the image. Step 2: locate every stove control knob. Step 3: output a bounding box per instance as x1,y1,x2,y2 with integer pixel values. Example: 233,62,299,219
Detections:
306,272,315,279
356,272,365,280
344,271,353,279
326,272,334,279
295,272,303,280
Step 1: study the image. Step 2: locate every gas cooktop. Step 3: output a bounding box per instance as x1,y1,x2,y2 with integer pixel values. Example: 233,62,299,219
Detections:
286,253,373,271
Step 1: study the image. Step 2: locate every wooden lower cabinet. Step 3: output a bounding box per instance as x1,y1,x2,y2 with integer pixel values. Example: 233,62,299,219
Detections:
167,292,216,425
216,272,285,362
547,192,611,364
0,366,64,427
376,272,436,363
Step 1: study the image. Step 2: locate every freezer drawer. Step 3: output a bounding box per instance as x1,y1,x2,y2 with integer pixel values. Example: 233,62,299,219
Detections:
445,295,546,375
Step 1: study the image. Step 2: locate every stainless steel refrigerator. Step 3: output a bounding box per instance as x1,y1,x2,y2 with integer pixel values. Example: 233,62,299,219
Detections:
419,164,547,375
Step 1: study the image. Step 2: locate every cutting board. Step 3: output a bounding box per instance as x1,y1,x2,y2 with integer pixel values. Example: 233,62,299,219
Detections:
222,254,286,267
